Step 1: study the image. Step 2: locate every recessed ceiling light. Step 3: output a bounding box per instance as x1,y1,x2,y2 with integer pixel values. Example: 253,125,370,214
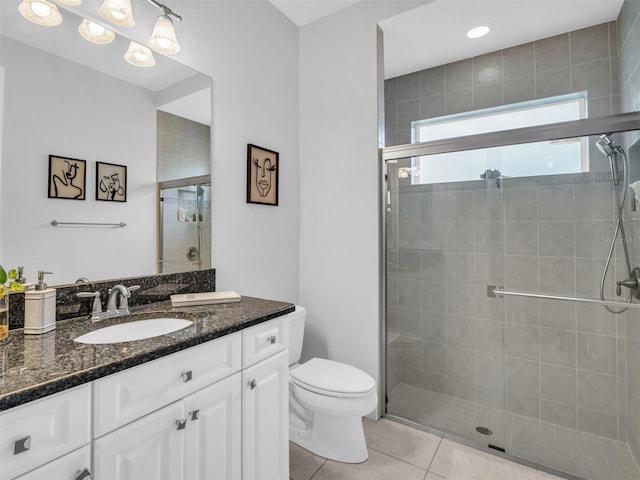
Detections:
466,24,491,39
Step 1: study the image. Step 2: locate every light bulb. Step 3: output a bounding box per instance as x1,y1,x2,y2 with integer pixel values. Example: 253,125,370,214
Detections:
55,0,83,5
31,1,51,16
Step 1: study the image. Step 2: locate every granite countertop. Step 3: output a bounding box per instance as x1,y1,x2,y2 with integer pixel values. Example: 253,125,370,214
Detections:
0,296,294,411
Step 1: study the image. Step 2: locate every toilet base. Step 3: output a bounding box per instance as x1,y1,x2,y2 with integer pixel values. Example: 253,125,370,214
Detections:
290,412,368,463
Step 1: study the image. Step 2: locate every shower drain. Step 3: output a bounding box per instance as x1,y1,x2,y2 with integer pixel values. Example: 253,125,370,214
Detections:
475,426,493,435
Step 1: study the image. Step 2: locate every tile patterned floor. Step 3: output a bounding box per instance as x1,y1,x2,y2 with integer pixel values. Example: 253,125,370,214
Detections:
290,418,566,480
386,383,640,480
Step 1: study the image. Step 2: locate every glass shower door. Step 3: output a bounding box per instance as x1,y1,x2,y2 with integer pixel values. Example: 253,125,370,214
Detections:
384,154,511,450
383,117,640,480
158,175,211,274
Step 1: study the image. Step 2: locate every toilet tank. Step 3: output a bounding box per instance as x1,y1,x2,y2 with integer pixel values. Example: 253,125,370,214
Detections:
286,306,307,365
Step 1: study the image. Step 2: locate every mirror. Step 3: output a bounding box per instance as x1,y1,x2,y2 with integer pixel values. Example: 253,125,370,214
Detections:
0,1,212,286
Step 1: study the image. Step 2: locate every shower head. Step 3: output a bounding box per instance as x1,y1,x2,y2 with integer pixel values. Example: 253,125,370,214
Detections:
597,134,625,186
596,134,623,157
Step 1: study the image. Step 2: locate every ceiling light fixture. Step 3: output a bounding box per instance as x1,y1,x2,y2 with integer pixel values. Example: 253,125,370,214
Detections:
18,0,63,26
78,19,115,44
466,24,491,39
98,0,135,27
147,0,182,55
124,41,156,67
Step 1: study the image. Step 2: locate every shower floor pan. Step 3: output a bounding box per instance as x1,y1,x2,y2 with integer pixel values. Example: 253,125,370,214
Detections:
387,383,640,480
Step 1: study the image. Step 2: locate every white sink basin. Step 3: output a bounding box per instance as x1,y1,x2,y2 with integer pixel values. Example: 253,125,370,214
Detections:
74,318,193,344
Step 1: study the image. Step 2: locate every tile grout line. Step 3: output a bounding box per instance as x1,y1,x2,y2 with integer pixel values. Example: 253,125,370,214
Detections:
425,436,445,476
367,445,430,474
306,457,327,480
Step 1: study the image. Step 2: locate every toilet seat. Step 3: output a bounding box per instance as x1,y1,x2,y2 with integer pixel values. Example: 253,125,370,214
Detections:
289,358,375,398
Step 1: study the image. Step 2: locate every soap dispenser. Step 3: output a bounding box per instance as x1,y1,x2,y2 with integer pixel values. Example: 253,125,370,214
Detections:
24,271,56,335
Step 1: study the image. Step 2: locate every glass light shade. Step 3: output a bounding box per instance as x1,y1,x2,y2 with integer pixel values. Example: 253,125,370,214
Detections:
98,0,134,27
79,19,115,44
18,0,62,26
55,0,83,5
124,41,155,67
148,14,180,55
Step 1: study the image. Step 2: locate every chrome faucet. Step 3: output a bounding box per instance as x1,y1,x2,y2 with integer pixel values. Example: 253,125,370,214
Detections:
106,284,140,316
78,284,140,322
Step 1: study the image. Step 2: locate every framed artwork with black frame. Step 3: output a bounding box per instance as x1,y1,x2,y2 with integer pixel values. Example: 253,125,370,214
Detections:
48,154,86,200
247,144,279,206
96,161,127,202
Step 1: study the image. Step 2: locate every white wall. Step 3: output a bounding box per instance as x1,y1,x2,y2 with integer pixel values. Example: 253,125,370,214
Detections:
175,1,301,303
1,37,157,285
298,0,428,414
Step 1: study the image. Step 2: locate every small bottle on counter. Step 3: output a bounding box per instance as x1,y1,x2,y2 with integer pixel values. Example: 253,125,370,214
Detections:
24,270,56,335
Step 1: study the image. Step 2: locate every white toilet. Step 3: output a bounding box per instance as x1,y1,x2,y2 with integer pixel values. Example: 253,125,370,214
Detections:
286,306,377,463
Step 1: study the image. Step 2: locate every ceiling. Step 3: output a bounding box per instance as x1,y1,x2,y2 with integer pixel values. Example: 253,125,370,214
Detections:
268,0,625,79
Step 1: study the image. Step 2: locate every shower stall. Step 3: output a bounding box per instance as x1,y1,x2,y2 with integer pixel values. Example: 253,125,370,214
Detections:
383,112,640,480
158,175,211,274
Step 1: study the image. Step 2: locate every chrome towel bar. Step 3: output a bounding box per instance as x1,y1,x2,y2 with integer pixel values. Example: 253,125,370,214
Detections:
51,220,126,227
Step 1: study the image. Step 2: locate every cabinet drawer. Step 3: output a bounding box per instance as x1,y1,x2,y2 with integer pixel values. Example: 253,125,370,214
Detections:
15,445,91,480
0,384,91,480
242,317,288,368
94,332,242,437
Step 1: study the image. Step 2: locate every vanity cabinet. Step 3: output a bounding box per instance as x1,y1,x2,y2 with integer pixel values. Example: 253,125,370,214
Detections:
241,317,289,480
0,316,289,480
242,350,289,480
0,384,91,480
93,334,243,480
94,371,243,480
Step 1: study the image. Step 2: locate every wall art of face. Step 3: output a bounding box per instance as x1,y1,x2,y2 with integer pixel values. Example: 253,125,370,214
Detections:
254,156,276,197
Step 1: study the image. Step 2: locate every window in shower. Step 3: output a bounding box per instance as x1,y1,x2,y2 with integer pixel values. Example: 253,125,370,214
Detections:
411,92,587,184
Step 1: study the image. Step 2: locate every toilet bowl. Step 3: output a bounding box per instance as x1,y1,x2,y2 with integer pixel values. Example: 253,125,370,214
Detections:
285,306,377,463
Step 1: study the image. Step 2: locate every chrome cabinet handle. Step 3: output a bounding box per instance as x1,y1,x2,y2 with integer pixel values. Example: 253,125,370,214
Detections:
13,435,31,455
248,379,257,389
181,371,193,382
190,409,200,421
267,335,276,344
75,467,92,480
176,419,187,430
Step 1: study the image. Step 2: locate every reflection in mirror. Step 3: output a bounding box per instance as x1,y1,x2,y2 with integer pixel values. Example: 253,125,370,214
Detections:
0,2,212,285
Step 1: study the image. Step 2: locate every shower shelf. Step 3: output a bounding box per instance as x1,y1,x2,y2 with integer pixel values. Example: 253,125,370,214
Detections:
491,287,640,309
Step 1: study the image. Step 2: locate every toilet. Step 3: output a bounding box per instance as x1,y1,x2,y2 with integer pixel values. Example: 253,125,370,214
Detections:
286,306,377,463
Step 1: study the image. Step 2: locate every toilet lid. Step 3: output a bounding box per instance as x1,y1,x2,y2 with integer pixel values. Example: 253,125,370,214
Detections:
290,358,375,397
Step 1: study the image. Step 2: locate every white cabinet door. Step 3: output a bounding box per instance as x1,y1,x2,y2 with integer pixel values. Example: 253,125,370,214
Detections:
15,445,91,480
184,372,242,480
93,402,184,480
242,349,289,480
0,384,91,480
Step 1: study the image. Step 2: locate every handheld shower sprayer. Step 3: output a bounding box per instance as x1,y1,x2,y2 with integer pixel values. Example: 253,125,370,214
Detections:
596,134,623,185
597,133,635,313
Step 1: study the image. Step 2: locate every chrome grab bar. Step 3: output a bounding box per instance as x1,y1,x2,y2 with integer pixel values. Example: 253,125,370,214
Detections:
490,286,640,309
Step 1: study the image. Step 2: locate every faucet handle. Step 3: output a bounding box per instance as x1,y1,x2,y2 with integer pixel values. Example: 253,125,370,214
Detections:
128,285,141,293
77,291,103,318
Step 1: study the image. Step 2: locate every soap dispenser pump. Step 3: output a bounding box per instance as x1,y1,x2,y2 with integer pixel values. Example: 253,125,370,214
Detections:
24,270,56,334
